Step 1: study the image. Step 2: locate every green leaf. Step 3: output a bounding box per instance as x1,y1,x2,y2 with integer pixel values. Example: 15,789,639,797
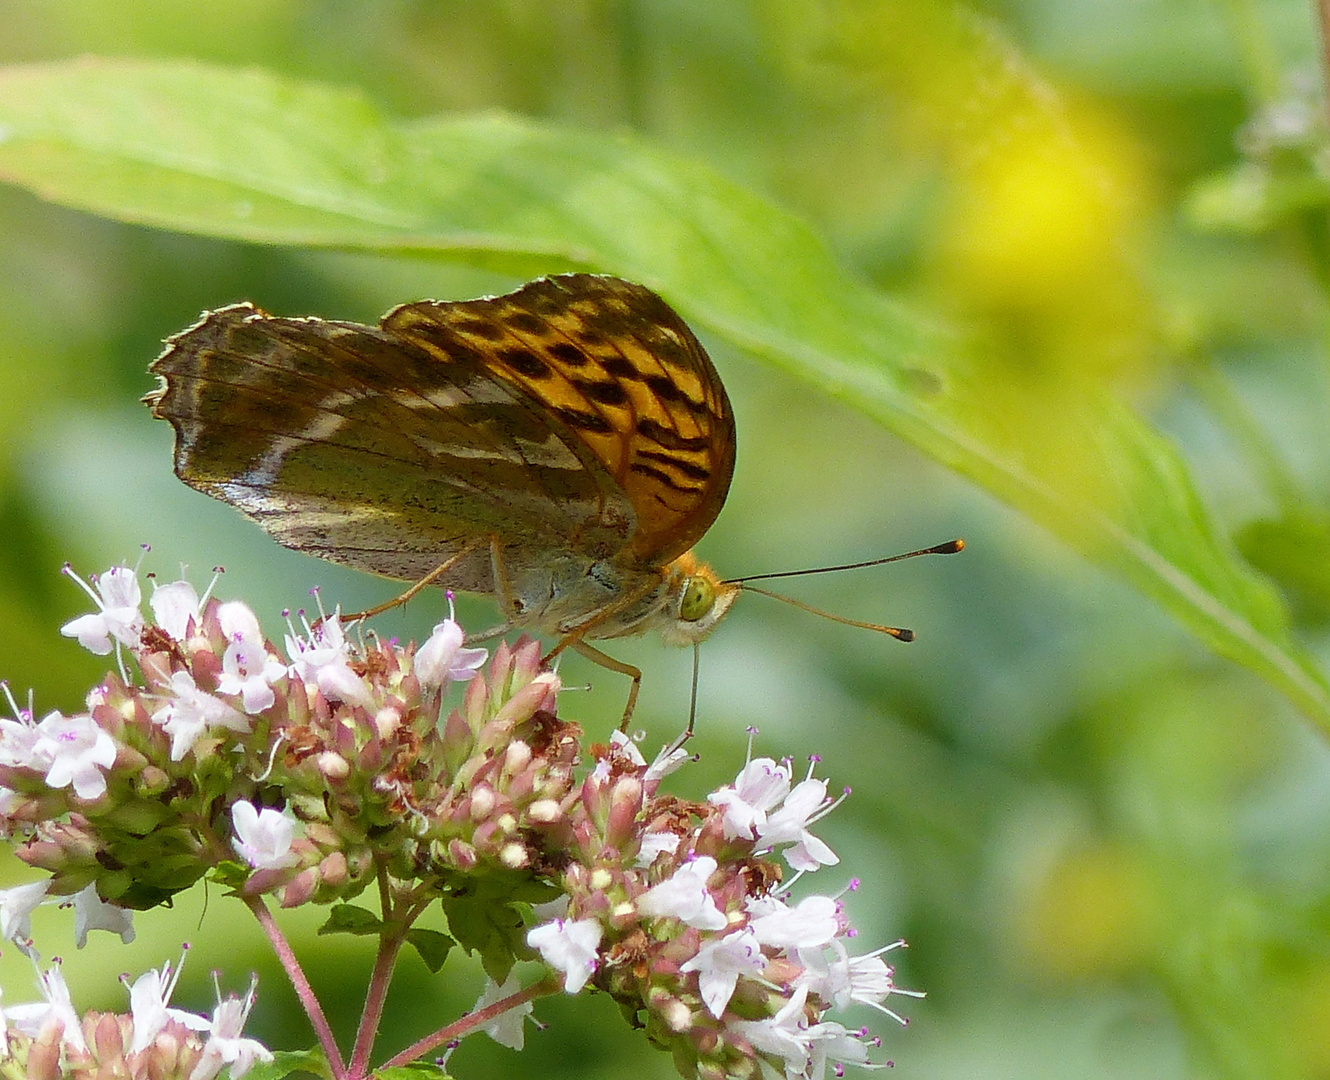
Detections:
239,1049,331,1080
0,58,1324,730
1183,161,1330,234
1236,512,1330,628
443,896,526,984
318,903,383,937
211,860,250,890
373,1066,452,1080
405,927,456,973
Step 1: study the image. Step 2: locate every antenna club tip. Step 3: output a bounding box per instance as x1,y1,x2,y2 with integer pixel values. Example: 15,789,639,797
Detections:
893,628,916,643
938,539,965,554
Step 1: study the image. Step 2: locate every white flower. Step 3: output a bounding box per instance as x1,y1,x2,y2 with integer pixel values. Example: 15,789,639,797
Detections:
189,977,273,1080
728,985,812,1078
33,710,117,800
747,894,840,951
606,730,688,785
645,741,690,785
473,973,533,1050
679,927,765,1018
285,617,375,709
0,712,43,770
150,579,202,641
527,917,602,994
71,884,135,948
609,729,646,766
709,757,792,840
799,939,915,1022
635,830,681,868
215,602,286,714
151,670,250,761
60,565,144,655
230,800,299,870
6,963,87,1053
415,608,487,691
805,1019,873,1080
758,777,839,871
0,881,49,947
126,955,210,1054
637,855,729,931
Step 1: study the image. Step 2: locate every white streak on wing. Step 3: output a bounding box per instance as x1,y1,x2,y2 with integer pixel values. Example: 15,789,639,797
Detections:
211,486,386,527
389,386,466,410
415,440,525,463
386,380,518,411
424,386,468,409
458,380,515,404
237,390,355,488
514,433,582,469
275,508,389,529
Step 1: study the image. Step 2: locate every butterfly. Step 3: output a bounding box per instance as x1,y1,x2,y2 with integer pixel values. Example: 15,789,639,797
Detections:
145,274,741,723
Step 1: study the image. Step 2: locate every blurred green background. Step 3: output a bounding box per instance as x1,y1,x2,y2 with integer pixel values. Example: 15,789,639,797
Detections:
3,2,1330,1079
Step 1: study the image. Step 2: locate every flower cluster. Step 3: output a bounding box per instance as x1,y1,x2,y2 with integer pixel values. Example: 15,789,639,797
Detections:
0,952,271,1080
0,559,919,1080
0,563,573,915
524,735,918,1080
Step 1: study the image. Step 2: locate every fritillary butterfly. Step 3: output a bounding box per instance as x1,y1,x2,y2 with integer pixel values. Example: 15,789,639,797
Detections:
145,274,739,721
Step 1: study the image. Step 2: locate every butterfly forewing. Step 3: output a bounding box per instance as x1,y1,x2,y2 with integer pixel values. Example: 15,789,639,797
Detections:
384,275,735,564
146,274,736,632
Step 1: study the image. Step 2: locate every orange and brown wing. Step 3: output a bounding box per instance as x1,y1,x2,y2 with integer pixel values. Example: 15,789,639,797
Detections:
384,274,736,565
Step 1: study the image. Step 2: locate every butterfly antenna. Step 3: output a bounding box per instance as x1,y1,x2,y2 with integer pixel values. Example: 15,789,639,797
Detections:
724,538,964,585
739,585,917,641
724,538,965,642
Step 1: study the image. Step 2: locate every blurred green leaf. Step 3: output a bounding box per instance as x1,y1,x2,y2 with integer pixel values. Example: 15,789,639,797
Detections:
372,1066,452,1080
242,1049,332,1080
0,58,1324,731
317,903,383,937
442,895,526,985
405,927,456,973
1237,512,1330,628
1183,161,1330,233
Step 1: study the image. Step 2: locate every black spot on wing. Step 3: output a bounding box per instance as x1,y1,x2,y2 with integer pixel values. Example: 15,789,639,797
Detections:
575,379,630,407
454,317,507,341
547,341,591,367
598,355,640,381
503,310,550,335
499,348,553,379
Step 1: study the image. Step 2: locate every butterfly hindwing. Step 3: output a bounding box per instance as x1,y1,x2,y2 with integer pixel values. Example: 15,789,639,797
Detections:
147,300,634,586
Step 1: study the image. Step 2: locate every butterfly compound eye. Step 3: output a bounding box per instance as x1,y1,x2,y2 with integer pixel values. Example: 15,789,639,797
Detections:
679,576,715,622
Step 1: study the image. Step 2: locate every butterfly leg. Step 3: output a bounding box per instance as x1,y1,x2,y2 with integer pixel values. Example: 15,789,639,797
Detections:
336,540,486,623
565,640,643,731
488,535,523,625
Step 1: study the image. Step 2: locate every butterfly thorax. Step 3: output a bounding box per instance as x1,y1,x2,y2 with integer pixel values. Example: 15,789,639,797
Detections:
511,548,737,645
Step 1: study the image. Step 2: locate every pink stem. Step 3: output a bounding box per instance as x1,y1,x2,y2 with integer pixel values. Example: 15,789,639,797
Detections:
378,980,557,1070
347,934,405,1078
245,895,348,1080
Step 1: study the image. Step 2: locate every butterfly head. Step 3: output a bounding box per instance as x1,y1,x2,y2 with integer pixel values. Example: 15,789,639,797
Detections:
656,551,740,647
